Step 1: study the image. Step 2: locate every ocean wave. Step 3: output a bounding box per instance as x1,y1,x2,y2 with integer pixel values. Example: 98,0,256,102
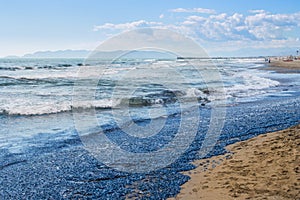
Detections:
0,65,135,81
0,89,211,116
37,64,74,69
0,63,76,71
0,76,75,87
0,66,34,71
225,72,280,94
0,99,119,116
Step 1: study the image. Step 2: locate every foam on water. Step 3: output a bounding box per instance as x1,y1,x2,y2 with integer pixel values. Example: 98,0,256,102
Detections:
224,70,280,98
0,99,121,116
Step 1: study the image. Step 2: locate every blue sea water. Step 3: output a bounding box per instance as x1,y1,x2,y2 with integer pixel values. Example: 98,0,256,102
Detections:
0,57,300,199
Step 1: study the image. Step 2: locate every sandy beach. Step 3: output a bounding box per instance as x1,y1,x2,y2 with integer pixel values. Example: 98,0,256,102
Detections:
268,59,300,69
266,59,300,74
170,124,300,200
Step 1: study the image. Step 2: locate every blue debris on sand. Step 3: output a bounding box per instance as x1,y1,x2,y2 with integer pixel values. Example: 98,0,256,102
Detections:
0,97,300,199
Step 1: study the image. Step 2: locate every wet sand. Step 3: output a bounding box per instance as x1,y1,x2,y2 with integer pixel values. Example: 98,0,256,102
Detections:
170,124,300,200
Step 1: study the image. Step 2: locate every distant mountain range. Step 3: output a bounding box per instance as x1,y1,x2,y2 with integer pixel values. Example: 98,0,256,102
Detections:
3,47,297,59
23,50,90,58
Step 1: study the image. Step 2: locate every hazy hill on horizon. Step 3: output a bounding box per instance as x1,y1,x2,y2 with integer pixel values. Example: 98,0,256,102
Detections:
4,47,297,59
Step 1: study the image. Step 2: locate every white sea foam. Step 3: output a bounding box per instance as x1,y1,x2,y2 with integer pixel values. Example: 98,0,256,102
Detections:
0,99,121,116
224,71,280,97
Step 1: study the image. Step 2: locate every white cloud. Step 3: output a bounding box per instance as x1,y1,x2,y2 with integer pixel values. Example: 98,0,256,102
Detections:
179,11,300,42
170,8,216,14
209,13,227,21
244,12,300,40
245,12,300,27
159,14,164,19
186,15,207,22
181,13,247,41
93,20,162,31
249,10,266,14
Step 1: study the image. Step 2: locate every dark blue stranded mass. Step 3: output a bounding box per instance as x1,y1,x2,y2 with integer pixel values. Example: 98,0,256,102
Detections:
0,97,299,199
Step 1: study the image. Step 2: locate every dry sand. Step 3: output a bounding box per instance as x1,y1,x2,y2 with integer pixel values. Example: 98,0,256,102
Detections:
169,125,300,200
268,60,300,69
266,60,300,73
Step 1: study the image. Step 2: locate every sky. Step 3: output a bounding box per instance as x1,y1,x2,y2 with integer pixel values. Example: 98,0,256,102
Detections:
0,0,300,57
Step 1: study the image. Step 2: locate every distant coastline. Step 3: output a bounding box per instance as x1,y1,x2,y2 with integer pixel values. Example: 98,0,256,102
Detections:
3,48,299,60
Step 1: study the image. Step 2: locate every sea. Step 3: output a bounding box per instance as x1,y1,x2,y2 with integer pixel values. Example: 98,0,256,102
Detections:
1,57,300,152
0,57,300,198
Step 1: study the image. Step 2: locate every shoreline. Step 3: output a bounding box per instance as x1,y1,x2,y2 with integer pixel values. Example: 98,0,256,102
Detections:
170,124,300,200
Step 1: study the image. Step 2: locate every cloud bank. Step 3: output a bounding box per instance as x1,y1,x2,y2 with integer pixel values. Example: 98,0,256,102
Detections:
93,8,300,56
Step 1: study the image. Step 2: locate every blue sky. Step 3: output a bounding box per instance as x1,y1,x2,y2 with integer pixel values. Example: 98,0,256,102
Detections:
0,0,300,57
